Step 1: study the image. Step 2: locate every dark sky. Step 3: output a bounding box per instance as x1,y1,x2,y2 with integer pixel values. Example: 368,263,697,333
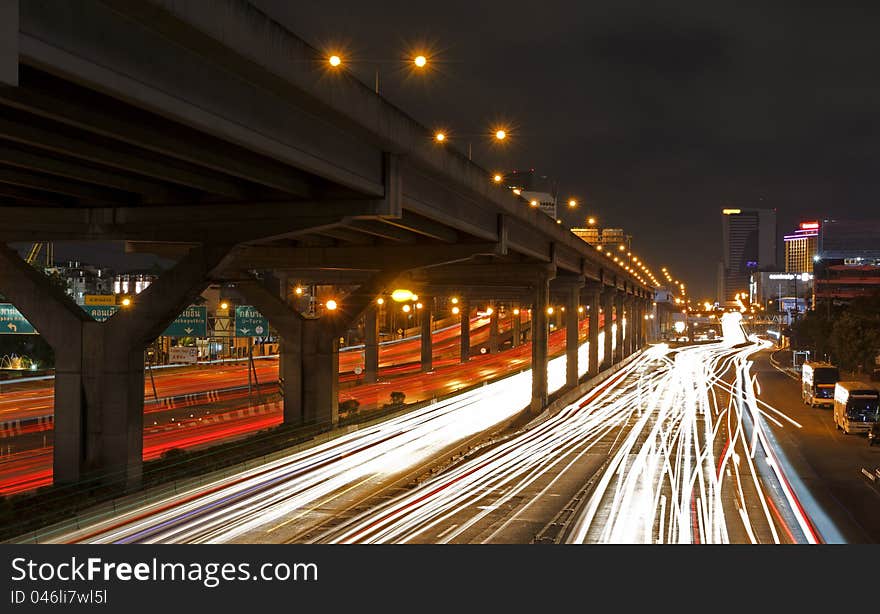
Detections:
251,0,880,299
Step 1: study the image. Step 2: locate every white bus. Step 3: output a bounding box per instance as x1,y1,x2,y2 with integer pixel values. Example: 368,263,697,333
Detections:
801,362,839,407
833,382,880,435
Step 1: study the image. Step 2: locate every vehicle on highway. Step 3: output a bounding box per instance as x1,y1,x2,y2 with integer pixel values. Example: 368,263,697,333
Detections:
869,421,880,446
801,361,840,407
833,382,880,435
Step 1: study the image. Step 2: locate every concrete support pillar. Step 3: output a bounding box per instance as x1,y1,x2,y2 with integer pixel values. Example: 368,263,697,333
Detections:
512,305,522,348
301,318,339,427
489,302,500,354
238,280,340,428
586,288,600,378
624,297,634,356
420,296,432,372
459,298,470,363
531,276,550,413
565,286,580,389
601,289,614,370
279,335,302,423
364,305,378,383
614,291,625,363
0,244,222,488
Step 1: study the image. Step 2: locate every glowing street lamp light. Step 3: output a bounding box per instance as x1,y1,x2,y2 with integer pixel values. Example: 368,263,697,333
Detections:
121,297,132,307
328,55,342,67
451,306,460,315
530,199,539,207
494,129,507,141
325,299,338,311
377,297,385,305
392,289,415,302
413,55,427,68
402,304,411,313
220,302,229,310
493,173,503,183
434,131,446,142
568,198,577,208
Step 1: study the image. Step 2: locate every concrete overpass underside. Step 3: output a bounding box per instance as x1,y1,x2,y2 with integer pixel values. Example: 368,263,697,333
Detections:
0,0,654,491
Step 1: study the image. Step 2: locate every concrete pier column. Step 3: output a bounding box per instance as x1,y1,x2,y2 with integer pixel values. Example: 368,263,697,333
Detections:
512,305,521,348
420,296,433,372
301,318,339,427
489,302,500,354
586,287,600,378
531,276,550,413
565,286,580,389
0,244,223,488
364,305,379,383
614,291,625,363
623,296,634,356
279,335,303,423
459,298,470,363
601,289,614,370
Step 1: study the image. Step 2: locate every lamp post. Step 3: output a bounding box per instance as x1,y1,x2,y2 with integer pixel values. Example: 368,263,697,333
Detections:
326,53,430,95
434,126,509,160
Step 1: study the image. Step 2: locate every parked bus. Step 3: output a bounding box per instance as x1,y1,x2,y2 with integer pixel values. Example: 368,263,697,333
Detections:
801,362,839,407
833,382,880,435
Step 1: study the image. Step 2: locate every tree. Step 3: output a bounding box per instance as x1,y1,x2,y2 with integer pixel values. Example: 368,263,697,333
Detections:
830,311,880,373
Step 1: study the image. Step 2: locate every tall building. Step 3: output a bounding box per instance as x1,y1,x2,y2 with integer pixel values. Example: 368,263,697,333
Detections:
784,221,819,273
813,219,880,304
717,207,777,302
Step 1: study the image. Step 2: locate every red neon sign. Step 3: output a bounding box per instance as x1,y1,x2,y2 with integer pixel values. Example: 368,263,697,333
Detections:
800,221,819,230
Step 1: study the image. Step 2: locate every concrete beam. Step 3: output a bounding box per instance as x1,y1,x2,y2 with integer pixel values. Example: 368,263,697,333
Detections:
107,245,232,344
0,75,315,197
0,200,386,242
19,1,385,196
0,144,184,201
0,0,16,87
0,114,251,197
232,242,503,272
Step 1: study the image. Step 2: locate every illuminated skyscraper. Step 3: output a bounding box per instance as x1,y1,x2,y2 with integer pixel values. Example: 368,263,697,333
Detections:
717,207,777,302
784,221,819,273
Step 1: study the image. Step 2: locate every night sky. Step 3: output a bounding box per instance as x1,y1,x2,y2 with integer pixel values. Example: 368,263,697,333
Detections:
250,0,880,299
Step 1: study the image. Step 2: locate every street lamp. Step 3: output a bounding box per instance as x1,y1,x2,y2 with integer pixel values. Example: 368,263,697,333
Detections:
568,198,578,208
328,54,342,67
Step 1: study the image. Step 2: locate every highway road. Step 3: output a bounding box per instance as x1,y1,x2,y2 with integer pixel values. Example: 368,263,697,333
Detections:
0,317,494,426
751,349,880,542
0,316,595,497
38,327,614,544
313,317,857,544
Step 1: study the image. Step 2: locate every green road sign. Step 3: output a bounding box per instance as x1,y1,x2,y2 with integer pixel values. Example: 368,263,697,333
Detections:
83,305,119,322
163,306,207,337
0,303,36,334
234,305,269,337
